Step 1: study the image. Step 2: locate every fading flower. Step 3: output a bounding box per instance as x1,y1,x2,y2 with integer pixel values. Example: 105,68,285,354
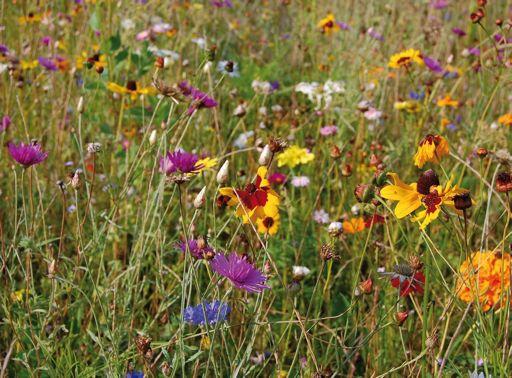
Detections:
413,134,449,168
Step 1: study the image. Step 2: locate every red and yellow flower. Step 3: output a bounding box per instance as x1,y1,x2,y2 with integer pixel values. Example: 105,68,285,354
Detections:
388,49,423,69
107,80,157,100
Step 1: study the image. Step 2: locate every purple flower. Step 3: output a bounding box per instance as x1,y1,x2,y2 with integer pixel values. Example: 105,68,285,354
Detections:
126,372,143,378
0,44,9,55
159,150,202,175
41,36,52,46
184,300,230,325
210,253,269,293
430,0,448,9
367,27,384,41
467,47,480,56
291,176,310,187
336,21,350,30
211,0,233,7
38,57,58,71
423,56,443,73
320,125,338,136
177,239,214,260
451,27,466,37
8,141,48,167
178,81,218,115
1,115,11,132
270,80,280,92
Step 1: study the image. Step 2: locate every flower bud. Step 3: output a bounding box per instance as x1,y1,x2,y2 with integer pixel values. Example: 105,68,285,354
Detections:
417,169,440,195
358,278,373,295
193,186,207,209
258,145,272,165
470,8,484,23
48,259,56,278
87,142,101,154
396,311,409,325
203,61,213,73
292,266,311,281
149,129,157,145
216,160,229,184
453,192,472,211
496,172,512,193
354,184,374,203
77,96,84,113
330,145,341,159
476,147,488,158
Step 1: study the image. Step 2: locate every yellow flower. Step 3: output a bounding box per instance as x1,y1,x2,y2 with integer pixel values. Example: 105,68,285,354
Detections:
456,251,512,311
195,157,218,172
443,65,462,78
437,95,459,108
200,335,211,350
380,173,422,219
413,134,449,168
498,113,512,126
20,59,39,70
394,100,421,113
318,13,340,35
342,217,365,234
388,49,423,68
277,145,314,168
107,81,156,100
411,177,466,229
18,12,47,25
256,213,280,235
219,166,280,224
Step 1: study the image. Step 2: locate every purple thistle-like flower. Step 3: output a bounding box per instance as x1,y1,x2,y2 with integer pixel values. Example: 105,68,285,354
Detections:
211,0,233,8
0,44,9,55
210,253,269,293
423,56,443,73
178,81,218,115
336,21,350,30
38,57,58,71
8,141,48,167
451,27,466,37
320,125,338,136
183,300,230,325
177,239,214,260
1,115,11,132
159,150,203,175
430,0,448,9
367,27,384,41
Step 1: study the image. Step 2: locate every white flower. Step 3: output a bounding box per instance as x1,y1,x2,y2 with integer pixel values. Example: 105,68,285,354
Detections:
216,160,229,184
328,221,343,234
252,80,272,95
363,107,383,121
233,131,254,149
191,38,206,49
291,176,310,187
121,18,135,30
292,266,311,279
258,145,272,165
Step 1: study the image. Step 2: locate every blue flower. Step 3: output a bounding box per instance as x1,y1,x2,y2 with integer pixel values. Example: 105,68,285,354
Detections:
126,371,144,378
217,60,239,77
184,300,230,325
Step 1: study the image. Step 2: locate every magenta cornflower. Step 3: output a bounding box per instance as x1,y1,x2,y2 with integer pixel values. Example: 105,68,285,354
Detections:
38,56,58,71
423,56,443,73
159,150,204,175
320,125,338,136
210,252,269,293
178,81,218,115
8,141,48,167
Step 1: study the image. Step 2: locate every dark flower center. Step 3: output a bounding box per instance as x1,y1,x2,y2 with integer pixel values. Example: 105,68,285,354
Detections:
262,217,274,228
126,80,137,91
423,191,442,214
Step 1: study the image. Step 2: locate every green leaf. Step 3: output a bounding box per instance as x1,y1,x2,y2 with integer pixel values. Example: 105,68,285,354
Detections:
108,33,121,52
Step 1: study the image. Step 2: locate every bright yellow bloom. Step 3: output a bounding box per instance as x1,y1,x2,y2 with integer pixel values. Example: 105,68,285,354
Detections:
388,49,423,68
277,145,314,168
219,166,280,224
318,13,340,35
195,157,218,172
20,60,39,70
413,134,449,168
437,95,459,108
411,177,466,229
256,213,280,235
343,217,365,234
380,173,422,219
107,81,156,100
18,12,47,25
498,113,512,126
394,100,421,113
456,251,512,311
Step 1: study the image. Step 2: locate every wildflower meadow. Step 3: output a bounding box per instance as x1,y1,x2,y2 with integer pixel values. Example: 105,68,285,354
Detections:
2,0,512,376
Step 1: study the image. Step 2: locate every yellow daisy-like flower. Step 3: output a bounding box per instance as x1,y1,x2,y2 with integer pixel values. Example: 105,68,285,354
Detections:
456,250,512,311
394,100,421,113
195,157,218,172
219,166,280,224
20,59,39,70
388,49,423,69
318,13,340,35
18,12,47,25
256,213,280,235
437,95,459,108
342,217,365,234
277,145,315,168
380,173,422,219
498,113,512,126
107,81,157,100
413,134,449,168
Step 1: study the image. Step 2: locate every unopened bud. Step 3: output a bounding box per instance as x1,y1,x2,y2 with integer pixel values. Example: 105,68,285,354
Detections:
87,142,101,154
193,186,207,209
77,96,84,113
396,311,409,325
258,145,272,165
48,259,56,278
149,129,157,145
216,160,229,184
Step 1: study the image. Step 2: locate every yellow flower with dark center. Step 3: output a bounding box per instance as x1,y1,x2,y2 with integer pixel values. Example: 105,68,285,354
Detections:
318,13,340,35
388,49,423,68
21,60,39,70
380,173,422,219
18,11,47,25
277,145,314,168
107,81,156,100
394,100,421,113
498,113,512,126
456,251,512,311
413,134,449,168
256,213,280,235
437,95,459,108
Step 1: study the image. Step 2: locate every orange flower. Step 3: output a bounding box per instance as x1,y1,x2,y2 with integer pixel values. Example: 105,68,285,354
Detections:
343,217,365,234
456,251,512,311
413,134,449,168
437,95,459,108
498,113,512,126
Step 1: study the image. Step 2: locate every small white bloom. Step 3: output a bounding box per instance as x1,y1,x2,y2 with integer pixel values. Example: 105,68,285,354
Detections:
216,160,229,184
258,145,272,165
292,266,311,279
